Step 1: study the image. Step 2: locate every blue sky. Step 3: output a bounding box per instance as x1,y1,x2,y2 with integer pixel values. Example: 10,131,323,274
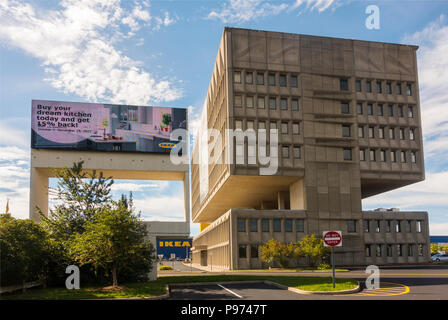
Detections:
1,0,447,237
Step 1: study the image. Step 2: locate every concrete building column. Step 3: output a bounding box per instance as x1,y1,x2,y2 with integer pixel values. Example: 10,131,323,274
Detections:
29,168,48,222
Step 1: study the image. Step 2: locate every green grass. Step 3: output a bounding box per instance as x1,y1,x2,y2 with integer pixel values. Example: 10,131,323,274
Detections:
233,268,349,272
1,275,357,300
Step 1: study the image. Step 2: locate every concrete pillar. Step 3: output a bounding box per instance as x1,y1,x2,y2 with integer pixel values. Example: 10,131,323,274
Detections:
29,168,49,221
289,179,306,210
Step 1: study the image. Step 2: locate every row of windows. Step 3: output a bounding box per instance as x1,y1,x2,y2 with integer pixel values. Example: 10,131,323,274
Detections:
357,125,417,141
235,144,302,161
365,244,425,258
238,244,260,259
234,94,300,111
340,78,413,96
356,102,415,118
235,71,298,88
237,218,305,233
235,119,301,135
347,219,423,233
359,149,418,164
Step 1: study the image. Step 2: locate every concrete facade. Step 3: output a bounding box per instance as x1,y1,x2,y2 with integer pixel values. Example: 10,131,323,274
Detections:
191,28,429,269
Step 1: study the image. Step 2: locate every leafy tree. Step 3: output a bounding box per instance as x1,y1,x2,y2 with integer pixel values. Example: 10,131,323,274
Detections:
260,239,295,268
431,243,442,255
70,197,155,287
0,214,49,287
295,234,330,268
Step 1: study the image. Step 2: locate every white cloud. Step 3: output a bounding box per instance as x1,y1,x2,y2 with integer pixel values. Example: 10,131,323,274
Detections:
111,181,169,192
134,195,185,221
430,223,448,236
0,146,29,162
0,118,29,148
207,0,339,23
0,0,181,105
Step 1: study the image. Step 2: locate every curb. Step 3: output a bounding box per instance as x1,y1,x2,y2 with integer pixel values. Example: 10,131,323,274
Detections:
265,280,361,295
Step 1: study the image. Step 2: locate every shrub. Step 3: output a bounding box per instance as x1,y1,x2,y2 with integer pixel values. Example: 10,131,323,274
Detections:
295,234,331,268
260,239,295,268
317,263,330,270
159,265,173,271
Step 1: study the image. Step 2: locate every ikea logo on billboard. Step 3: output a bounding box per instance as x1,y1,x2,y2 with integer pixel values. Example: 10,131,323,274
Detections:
158,142,176,149
159,240,191,247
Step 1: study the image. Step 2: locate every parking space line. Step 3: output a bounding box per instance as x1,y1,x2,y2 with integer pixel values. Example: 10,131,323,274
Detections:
217,284,244,299
337,282,410,297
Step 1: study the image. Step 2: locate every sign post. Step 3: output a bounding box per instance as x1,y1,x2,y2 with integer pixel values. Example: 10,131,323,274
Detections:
323,231,342,288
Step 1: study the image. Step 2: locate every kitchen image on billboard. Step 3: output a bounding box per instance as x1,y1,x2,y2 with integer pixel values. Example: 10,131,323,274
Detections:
31,100,187,153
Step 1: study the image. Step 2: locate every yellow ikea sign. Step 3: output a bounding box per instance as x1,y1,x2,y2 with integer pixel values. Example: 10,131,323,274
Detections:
159,241,191,247
158,142,176,149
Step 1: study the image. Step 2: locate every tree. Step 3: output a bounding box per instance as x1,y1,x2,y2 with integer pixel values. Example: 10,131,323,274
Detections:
295,234,330,268
70,197,155,287
431,243,442,255
260,239,295,268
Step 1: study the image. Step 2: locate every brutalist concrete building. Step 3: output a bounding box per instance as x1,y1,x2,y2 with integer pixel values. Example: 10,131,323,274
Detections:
190,27,430,270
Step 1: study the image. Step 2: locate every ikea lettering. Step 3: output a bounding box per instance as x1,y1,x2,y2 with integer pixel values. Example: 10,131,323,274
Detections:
159,241,191,247
156,238,193,260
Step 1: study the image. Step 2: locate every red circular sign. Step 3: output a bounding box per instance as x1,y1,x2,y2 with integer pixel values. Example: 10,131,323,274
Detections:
323,231,342,246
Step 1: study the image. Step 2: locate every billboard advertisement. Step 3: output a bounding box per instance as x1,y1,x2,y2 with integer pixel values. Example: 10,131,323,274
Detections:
156,238,192,260
31,100,187,153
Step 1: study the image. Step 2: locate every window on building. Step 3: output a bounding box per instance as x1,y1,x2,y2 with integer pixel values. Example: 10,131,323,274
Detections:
250,245,259,258
270,121,277,130
273,219,281,232
238,219,246,232
296,219,305,232
258,96,265,109
411,151,417,164
239,244,247,258
388,104,394,116
369,127,375,138
410,129,415,141
389,128,395,140
386,82,392,94
234,71,241,83
280,74,287,87
342,125,351,137
366,80,372,92
235,120,243,130
408,244,413,257
280,98,288,110
246,96,254,108
370,149,376,161
397,244,403,256
285,219,293,232
355,80,362,92
386,220,391,233
268,73,276,86
379,127,385,139
375,220,381,233
340,78,349,91
406,220,412,233
406,83,412,96
376,245,382,257
347,220,357,233
401,151,407,163
391,151,397,163
258,121,266,130
396,220,402,233
341,102,350,114
378,104,383,116
293,146,301,159
343,148,352,161
234,95,242,107
360,149,366,161
364,220,370,233
291,99,299,111
247,120,254,130
368,103,373,115
418,244,424,256
246,72,253,84
358,126,364,138
408,106,414,118
377,81,382,93
365,244,371,257
290,75,298,88
281,122,288,134
357,103,363,115
269,97,276,110
257,72,265,85
400,128,405,140
250,219,258,232
262,219,270,232
387,244,392,257
398,105,404,117
380,150,386,162
292,123,300,135
417,220,422,233
397,83,402,95
282,145,290,158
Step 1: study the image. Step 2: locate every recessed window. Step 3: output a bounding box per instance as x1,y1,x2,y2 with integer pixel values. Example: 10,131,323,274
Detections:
386,82,392,94
234,95,242,107
246,96,254,108
342,125,351,137
262,219,270,232
367,103,373,115
258,96,265,109
258,121,266,130
341,102,350,114
250,245,259,258
239,244,247,258
379,127,385,139
285,219,293,232
281,122,288,134
290,75,298,88
235,120,243,130
400,128,405,140
376,245,382,257
340,78,349,91
293,146,301,159
397,83,402,95
387,244,392,257
401,151,407,163
282,145,290,158
378,104,383,116
375,220,381,233
406,220,412,233
366,80,372,92
257,72,265,85
408,244,413,257
280,74,287,87
388,104,394,116
411,151,417,163
347,220,357,233
418,244,424,256
376,81,382,93
280,98,288,110
273,219,281,232
396,220,402,233
397,244,403,256
408,106,414,118
245,72,253,84
269,97,276,110
358,126,364,138
369,127,375,138
357,103,363,115
391,151,396,163
370,149,376,161
417,221,422,233
364,220,370,233
343,148,352,161
386,220,391,232
398,105,404,117
250,219,258,232
291,99,299,111
296,219,305,232
234,71,241,83
360,149,366,161
365,244,371,257
292,123,300,135
246,120,254,130
380,150,386,162
355,80,362,92
268,73,276,86
389,128,395,140
270,121,277,130
406,83,412,96
238,218,246,232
